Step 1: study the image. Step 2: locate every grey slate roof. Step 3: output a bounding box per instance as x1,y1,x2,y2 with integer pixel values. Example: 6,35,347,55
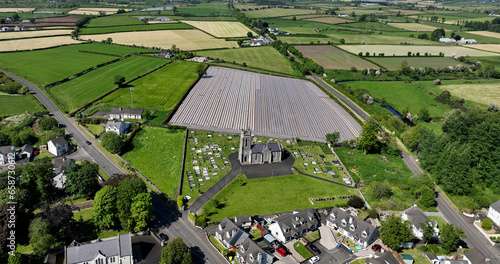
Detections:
251,143,282,153
53,157,71,175
238,238,273,264
49,137,67,146
426,253,438,261
465,248,489,264
328,207,376,240
490,199,500,212
20,144,33,154
0,146,15,155
273,208,319,240
365,252,399,264
234,215,252,226
106,120,124,130
404,206,430,229
217,217,241,246
110,107,143,115
65,234,131,264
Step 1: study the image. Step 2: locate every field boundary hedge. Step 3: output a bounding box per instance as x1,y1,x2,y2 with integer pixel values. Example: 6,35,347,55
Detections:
178,128,189,196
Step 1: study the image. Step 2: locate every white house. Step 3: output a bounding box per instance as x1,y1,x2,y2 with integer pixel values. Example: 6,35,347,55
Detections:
0,146,16,165
326,207,378,248
105,121,129,135
402,205,439,240
48,137,69,156
109,108,143,120
487,200,500,226
268,209,319,243
52,157,73,189
18,144,33,159
64,233,133,264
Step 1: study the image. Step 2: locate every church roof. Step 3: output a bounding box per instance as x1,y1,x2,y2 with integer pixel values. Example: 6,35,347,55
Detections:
251,143,282,153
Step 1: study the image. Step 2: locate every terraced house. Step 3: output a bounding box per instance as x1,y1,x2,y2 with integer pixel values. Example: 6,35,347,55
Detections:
326,207,379,248
268,209,319,243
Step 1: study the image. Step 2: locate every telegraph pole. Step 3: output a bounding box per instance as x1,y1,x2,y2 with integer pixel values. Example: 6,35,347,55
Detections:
130,87,134,109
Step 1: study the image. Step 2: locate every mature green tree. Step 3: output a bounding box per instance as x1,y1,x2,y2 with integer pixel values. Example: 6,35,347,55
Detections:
196,64,206,77
114,75,125,87
0,133,9,145
116,176,147,230
371,181,392,199
421,220,435,243
101,131,124,154
93,186,118,229
419,108,431,122
65,161,100,199
38,204,74,242
129,193,155,232
21,158,56,203
247,31,253,38
482,219,493,230
347,196,365,209
379,214,413,251
440,223,465,253
401,125,425,152
29,218,56,255
326,132,340,146
357,119,383,154
160,237,193,264
38,117,59,131
418,186,436,208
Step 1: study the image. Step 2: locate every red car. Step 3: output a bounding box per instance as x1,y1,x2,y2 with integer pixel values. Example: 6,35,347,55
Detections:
371,244,382,252
276,246,287,257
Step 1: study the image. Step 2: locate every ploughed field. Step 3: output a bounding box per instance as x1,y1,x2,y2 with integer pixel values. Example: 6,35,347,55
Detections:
169,67,361,142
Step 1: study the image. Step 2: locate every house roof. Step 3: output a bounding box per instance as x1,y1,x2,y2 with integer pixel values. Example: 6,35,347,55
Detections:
234,215,252,226
110,107,143,115
251,143,282,153
106,120,125,129
53,157,72,175
20,144,33,153
490,199,500,212
403,206,430,229
464,248,489,264
0,146,15,155
49,137,67,147
327,207,376,240
271,208,319,240
426,253,438,260
366,252,399,264
65,234,131,264
217,217,242,245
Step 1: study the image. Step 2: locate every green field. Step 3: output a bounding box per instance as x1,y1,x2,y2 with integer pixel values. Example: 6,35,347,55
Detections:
86,15,144,27
177,2,231,16
0,94,44,116
202,174,352,221
197,47,294,75
79,23,194,34
122,127,185,198
50,56,166,111
367,57,460,71
345,81,453,118
91,60,200,112
243,8,316,18
74,43,153,55
470,56,500,69
266,18,334,34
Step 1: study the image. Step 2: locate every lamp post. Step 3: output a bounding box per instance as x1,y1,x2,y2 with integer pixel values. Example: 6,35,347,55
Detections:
130,86,134,109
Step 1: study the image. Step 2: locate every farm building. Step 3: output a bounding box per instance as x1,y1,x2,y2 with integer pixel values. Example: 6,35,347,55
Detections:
109,108,143,120
155,50,173,58
239,130,283,165
458,39,477,44
439,38,456,44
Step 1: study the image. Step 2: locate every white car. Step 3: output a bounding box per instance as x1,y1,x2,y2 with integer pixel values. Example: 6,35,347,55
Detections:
309,256,320,263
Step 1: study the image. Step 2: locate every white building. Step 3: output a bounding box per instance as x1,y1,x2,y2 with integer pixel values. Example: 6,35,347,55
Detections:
48,137,69,156
439,38,456,44
326,207,378,248
52,157,73,189
64,234,133,264
487,200,500,226
458,39,477,44
18,144,33,159
109,108,143,120
401,205,439,240
105,120,129,135
268,209,319,243
0,146,15,164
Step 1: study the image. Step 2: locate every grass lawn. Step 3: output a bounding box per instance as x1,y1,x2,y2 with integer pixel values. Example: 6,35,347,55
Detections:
293,241,313,259
99,229,129,239
400,248,428,264
209,235,226,252
122,127,186,198
0,94,44,116
90,61,200,113
470,56,500,69
86,15,144,27
202,174,352,222
305,231,320,242
250,229,262,240
73,208,94,221
86,124,105,136
73,43,153,56
345,81,452,118
50,55,166,111
350,258,369,264
428,216,447,228
196,46,294,75
79,23,194,34
266,18,333,34
37,151,54,159
98,167,110,180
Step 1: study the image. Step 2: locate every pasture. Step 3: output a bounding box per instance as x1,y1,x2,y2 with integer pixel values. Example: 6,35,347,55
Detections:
243,8,316,18
85,15,143,27
0,30,72,40
84,30,239,50
440,83,500,106
0,94,44,116
387,22,438,31
0,36,80,52
170,67,361,142
180,21,253,37
368,57,460,70
177,2,231,16
295,45,378,70
303,16,354,25
50,56,166,111
196,46,294,74
266,18,333,34
79,23,194,35
122,127,185,199
338,45,498,57
93,61,200,111
0,44,119,85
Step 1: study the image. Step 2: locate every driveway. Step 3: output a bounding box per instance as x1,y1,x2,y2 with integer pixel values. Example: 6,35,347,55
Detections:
131,234,163,264
305,241,354,264
318,225,337,250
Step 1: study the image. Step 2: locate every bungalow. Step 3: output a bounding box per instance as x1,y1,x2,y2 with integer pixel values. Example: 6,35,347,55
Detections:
48,137,69,156
0,146,15,165
154,50,173,58
105,120,129,135
18,144,33,159
365,252,399,264
109,107,143,120
4,17,13,23
487,200,500,226
268,208,319,243
21,19,31,23
325,207,378,248
64,234,133,264
52,157,73,189
156,16,171,21
338,14,350,18
464,248,491,264
401,205,439,240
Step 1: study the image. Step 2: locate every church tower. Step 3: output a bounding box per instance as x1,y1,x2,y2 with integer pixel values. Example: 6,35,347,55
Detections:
239,131,252,165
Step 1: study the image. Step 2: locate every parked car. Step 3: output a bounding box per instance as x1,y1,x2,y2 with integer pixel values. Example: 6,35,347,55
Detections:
309,256,320,263
371,244,382,252
159,233,168,241
276,246,287,257
309,244,321,255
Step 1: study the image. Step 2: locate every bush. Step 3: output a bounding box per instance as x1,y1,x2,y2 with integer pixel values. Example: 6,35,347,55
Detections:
368,208,378,219
347,196,365,208
482,219,493,230
101,131,124,154
39,117,59,131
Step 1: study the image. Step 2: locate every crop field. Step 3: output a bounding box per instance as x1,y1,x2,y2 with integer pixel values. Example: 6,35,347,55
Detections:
387,22,438,31
0,30,72,40
93,61,199,111
180,21,253,37
68,7,130,15
122,127,185,198
84,30,239,50
465,31,500,39
85,15,143,27
170,67,361,142
35,15,81,23
0,43,148,85
466,44,500,54
266,18,334,34
303,16,354,25
0,94,44,116
327,33,436,45
0,36,80,52
50,56,166,111
368,57,460,70
79,23,194,35
440,83,500,105
0,8,34,12
196,46,294,74
168,16,237,21
243,8,316,18
338,45,498,57
295,45,378,70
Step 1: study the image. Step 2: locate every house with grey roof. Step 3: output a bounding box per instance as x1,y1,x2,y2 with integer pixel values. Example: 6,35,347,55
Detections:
268,208,319,243
18,144,33,159
426,253,440,264
365,252,399,264
105,120,129,135
109,108,143,120
64,233,133,264
52,157,73,189
48,137,69,156
443,260,469,264
464,248,491,264
326,207,378,248
402,205,439,240
239,131,283,165
487,200,500,226
216,217,246,248
235,215,253,228
0,146,15,165
237,238,274,264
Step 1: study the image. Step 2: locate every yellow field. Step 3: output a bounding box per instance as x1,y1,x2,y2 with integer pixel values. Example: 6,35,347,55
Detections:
338,45,497,57
0,30,72,40
387,9,424,15
388,23,438,31
68,8,130,15
0,36,80,52
304,16,353,24
0,8,34,12
466,44,500,54
84,30,239,51
466,31,500,39
181,21,254,37
441,83,500,105
243,8,316,18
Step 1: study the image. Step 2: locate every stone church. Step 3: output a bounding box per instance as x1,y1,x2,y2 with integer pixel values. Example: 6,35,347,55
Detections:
238,131,283,165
